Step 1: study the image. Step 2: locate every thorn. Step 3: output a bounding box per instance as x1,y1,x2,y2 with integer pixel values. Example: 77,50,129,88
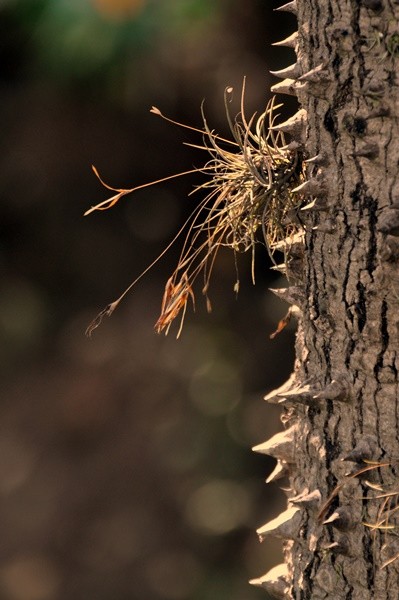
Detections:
280,140,303,152
253,425,298,463
271,109,307,139
300,198,328,212
249,564,289,599
266,460,289,484
378,209,399,236
270,62,302,80
277,383,317,406
322,537,350,556
274,0,298,14
269,286,305,306
257,506,301,541
298,64,329,83
313,218,335,233
351,143,379,160
271,78,298,97
264,373,297,404
312,379,349,402
295,65,331,98
291,178,325,196
271,231,305,253
272,31,299,49
341,436,377,463
323,507,354,531
291,489,321,510
304,153,328,166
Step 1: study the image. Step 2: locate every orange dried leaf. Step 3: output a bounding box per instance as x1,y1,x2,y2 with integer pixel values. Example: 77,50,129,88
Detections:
155,273,195,338
270,308,292,339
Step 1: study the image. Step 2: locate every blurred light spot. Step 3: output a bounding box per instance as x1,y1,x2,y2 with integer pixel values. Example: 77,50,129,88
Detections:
189,360,241,416
154,418,205,472
145,551,203,599
242,533,283,579
185,480,250,535
225,403,247,446
233,395,281,445
91,0,146,21
1,151,48,208
81,509,144,571
159,326,219,374
0,436,37,495
0,556,60,600
0,280,46,349
57,372,115,435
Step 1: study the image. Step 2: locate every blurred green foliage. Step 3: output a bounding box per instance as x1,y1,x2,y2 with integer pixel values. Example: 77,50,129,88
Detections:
3,0,225,83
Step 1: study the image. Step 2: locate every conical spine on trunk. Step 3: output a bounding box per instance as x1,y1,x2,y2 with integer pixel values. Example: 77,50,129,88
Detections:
290,488,321,510
257,506,301,541
272,31,299,49
274,1,297,14
323,507,355,532
304,152,328,166
268,286,305,306
291,177,326,196
270,62,302,80
270,109,307,142
249,564,289,599
270,78,298,97
266,459,290,484
253,424,298,463
264,374,297,404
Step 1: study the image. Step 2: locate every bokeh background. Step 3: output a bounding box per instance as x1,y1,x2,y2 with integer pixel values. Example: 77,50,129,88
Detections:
0,1,298,599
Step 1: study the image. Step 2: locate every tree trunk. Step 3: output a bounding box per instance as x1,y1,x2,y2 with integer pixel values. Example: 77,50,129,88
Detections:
252,1,399,598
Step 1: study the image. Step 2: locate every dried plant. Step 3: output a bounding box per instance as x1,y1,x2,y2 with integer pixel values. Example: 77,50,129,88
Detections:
85,81,303,337
362,468,399,569
317,460,399,569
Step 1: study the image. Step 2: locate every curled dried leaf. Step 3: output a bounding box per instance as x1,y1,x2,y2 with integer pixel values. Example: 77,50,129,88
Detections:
155,273,195,338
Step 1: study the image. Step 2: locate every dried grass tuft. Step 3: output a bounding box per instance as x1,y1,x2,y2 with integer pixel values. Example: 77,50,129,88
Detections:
85,81,303,337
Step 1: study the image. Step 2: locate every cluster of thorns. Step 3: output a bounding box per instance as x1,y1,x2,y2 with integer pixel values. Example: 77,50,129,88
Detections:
85,82,303,338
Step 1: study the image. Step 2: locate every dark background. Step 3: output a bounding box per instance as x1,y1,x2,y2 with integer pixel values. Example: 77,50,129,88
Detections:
0,1,297,599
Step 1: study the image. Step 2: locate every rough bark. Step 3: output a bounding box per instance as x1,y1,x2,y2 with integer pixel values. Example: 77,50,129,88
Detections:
253,1,399,598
